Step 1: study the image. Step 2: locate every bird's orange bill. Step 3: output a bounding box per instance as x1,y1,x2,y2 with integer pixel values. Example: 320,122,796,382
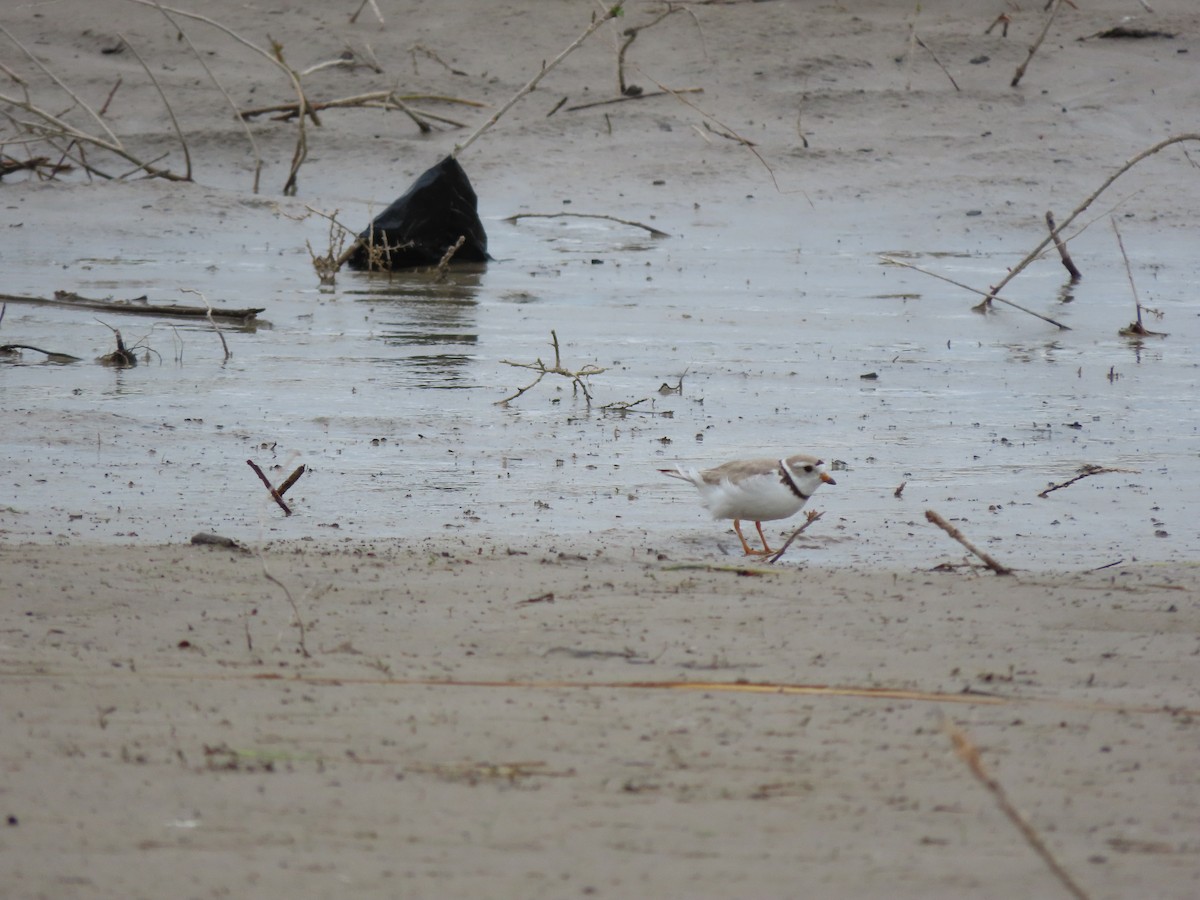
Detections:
820,472,837,485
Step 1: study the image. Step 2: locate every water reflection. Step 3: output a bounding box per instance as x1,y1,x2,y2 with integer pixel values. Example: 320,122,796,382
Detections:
346,265,483,389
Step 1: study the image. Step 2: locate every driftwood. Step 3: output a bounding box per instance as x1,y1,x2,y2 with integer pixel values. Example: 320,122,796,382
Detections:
0,291,264,323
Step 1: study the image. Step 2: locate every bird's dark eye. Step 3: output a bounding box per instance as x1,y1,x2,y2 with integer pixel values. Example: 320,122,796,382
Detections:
803,465,814,473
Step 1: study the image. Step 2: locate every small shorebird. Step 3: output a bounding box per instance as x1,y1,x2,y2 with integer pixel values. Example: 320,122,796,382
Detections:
661,454,836,556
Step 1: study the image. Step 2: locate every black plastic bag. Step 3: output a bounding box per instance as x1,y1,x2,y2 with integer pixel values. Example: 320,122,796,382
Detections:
347,155,490,270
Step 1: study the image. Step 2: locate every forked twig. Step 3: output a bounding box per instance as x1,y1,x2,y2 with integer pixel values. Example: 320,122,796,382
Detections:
247,459,292,516
925,509,1013,575
946,720,1091,900
497,330,607,406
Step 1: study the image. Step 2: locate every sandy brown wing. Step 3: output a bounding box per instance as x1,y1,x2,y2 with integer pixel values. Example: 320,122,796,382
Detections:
699,457,780,485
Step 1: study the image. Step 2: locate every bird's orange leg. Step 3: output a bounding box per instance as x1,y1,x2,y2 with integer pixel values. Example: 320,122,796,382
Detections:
733,519,771,556
754,520,776,555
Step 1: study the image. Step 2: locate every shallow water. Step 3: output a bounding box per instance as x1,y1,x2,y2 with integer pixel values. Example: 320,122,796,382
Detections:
3,184,1197,569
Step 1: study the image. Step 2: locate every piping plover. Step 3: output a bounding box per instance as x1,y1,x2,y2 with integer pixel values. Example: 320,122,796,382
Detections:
661,454,836,556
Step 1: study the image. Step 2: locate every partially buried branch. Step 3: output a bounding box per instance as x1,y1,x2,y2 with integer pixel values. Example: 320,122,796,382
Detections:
945,720,1091,900
1045,211,1081,281
925,509,1012,575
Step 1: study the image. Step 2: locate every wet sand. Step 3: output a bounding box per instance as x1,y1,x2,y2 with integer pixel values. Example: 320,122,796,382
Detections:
3,1,1200,897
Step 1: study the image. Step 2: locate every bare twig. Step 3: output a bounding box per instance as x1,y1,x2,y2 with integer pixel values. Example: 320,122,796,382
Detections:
1110,218,1167,338
504,211,670,238
767,510,824,564
259,562,310,658
0,290,262,322
497,330,607,406
1011,0,1063,88
946,720,1091,900
565,87,703,111
148,0,263,192
879,257,1070,330
118,32,192,181
180,288,230,360
453,4,623,158
1038,464,1138,498
615,4,701,95
977,134,1200,312
915,35,961,91
925,509,1013,575
350,0,385,25
1046,211,1081,280
432,234,466,282
247,459,292,516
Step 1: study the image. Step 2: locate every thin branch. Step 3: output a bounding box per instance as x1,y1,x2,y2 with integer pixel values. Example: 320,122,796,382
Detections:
259,561,310,658
1038,464,1138,499
981,134,1200,307
0,22,122,146
1011,0,1064,88
180,288,230,360
879,256,1070,330
453,4,623,158
946,720,1091,900
247,459,292,516
149,0,262,192
118,33,192,181
1045,211,1081,280
925,509,1013,575
504,211,670,238
767,510,824,564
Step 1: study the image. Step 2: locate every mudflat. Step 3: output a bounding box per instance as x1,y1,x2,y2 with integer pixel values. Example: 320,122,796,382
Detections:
3,1,1199,897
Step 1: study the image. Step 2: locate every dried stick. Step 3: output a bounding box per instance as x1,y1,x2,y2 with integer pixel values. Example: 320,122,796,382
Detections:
497,330,607,406
1038,464,1137,499
925,509,1013,575
1045,211,1081,281
239,91,481,122
981,134,1200,310
565,87,703,112
453,4,622,158
0,23,121,146
118,32,192,181
148,1,263,192
504,211,671,238
615,4,699,95
915,36,961,92
259,561,310,658
1011,0,1063,88
767,510,824,564
1109,218,1167,338
275,465,307,497
247,459,292,516
879,257,1070,330
432,234,466,282
180,289,230,360
350,0,385,26
945,720,1090,900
